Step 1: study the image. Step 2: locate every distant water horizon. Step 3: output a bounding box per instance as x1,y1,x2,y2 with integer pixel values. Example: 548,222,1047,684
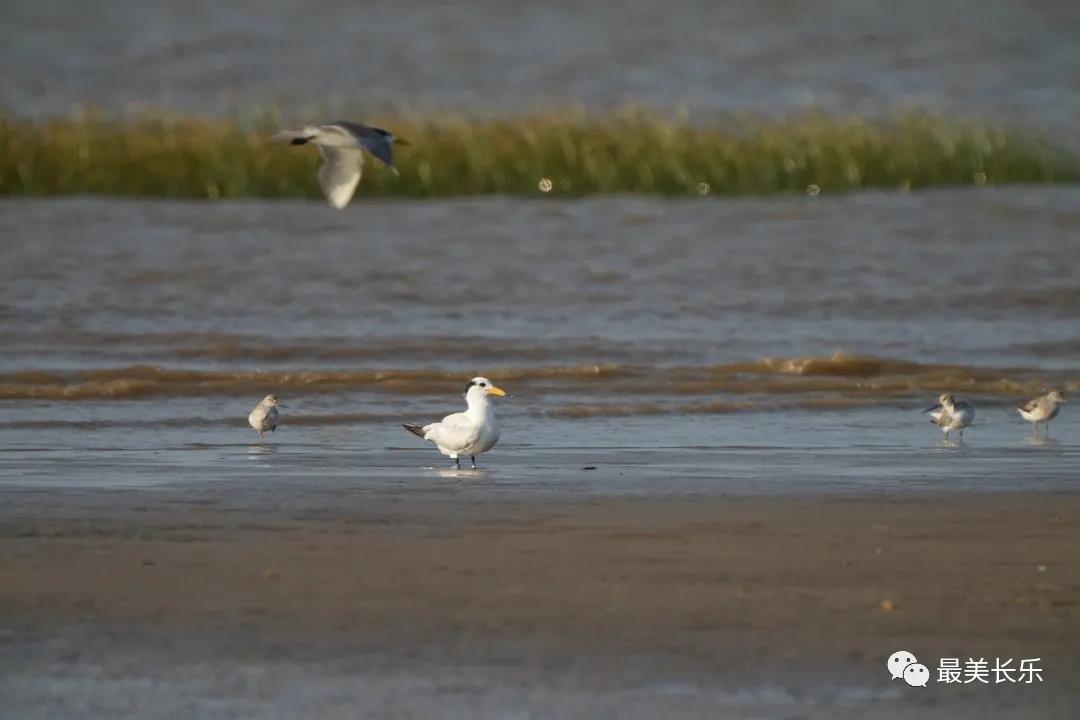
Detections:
3,0,1080,129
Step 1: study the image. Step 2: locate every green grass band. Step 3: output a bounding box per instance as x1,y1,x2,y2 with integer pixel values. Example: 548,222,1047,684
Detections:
1,109,1075,199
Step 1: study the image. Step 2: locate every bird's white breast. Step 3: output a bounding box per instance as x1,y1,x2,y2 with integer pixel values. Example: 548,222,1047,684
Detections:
1021,403,1059,422
249,405,278,431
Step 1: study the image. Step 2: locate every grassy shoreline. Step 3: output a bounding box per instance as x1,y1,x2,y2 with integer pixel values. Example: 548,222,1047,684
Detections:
2,109,1076,199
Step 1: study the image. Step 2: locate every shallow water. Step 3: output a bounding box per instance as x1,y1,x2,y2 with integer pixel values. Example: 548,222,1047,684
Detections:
1,190,1077,490
2,405,1077,494
3,0,1080,129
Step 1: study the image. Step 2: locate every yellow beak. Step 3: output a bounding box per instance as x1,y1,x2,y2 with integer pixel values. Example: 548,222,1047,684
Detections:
487,386,507,397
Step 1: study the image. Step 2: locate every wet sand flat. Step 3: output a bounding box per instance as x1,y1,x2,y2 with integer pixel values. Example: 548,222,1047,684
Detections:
2,484,1079,717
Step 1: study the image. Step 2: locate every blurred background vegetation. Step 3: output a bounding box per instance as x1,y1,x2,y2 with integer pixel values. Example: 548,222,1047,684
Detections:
2,108,1076,199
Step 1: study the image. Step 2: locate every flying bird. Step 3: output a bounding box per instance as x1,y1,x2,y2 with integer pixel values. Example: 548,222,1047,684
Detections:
249,394,285,438
403,377,507,469
1017,390,1065,437
269,121,409,208
923,393,975,441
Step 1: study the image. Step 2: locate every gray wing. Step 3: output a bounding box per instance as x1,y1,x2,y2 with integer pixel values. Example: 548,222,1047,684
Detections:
358,134,395,167
953,401,975,421
332,121,396,168
317,146,364,209
1018,397,1040,413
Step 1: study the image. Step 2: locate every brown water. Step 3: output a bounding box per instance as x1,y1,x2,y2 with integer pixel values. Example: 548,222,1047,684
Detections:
3,1,1080,128
1,189,1078,490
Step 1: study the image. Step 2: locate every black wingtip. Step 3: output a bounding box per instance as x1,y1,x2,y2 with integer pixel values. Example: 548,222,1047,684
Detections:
402,423,426,438
290,138,308,146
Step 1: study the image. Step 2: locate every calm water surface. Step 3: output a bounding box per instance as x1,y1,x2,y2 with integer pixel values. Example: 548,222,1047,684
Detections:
2,1,1079,128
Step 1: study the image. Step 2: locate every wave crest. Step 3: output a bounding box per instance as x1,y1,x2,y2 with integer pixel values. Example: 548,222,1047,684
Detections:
1,355,1073,405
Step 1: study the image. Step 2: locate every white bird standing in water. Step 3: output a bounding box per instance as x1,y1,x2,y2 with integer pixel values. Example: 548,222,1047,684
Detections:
1017,390,1066,437
924,393,975,441
269,121,409,209
403,377,507,469
249,394,285,438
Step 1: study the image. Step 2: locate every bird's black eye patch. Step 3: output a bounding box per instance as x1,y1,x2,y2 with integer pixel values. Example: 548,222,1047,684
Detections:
466,380,476,390
479,382,487,387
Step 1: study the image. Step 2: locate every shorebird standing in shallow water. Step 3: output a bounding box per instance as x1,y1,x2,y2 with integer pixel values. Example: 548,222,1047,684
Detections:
924,393,975,441
403,377,507,469
269,121,409,208
249,394,285,438
1017,390,1065,437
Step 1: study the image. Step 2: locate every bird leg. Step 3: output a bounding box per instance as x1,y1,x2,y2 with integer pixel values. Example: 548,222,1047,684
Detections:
453,457,461,470
470,456,477,470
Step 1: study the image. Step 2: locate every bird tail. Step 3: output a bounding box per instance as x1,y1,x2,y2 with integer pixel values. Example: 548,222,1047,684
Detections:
402,423,426,439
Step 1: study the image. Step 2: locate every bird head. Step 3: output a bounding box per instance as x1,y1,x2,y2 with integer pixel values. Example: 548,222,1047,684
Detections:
464,377,507,401
925,393,953,413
